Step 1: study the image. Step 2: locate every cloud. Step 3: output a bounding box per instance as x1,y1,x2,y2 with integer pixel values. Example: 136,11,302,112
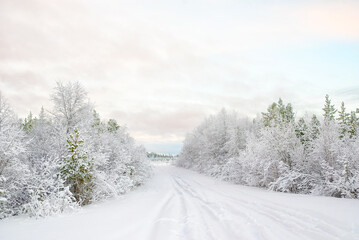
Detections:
294,1,359,41
1,0,358,153
333,87,359,110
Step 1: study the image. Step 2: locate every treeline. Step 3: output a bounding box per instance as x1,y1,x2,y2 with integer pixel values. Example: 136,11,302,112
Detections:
0,82,151,219
147,152,177,162
177,95,359,198
147,152,176,158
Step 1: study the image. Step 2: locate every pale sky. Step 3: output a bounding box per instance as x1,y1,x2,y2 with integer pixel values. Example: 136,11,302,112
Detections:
1,0,358,154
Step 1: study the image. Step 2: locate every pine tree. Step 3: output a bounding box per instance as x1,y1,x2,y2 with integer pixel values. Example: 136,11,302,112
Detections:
262,102,278,127
323,94,337,121
91,110,105,134
309,114,320,140
278,98,286,120
347,111,358,138
107,119,120,133
51,81,90,134
38,106,46,122
61,128,93,205
23,112,35,133
337,102,350,138
262,99,294,127
296,117,309,147
285,103,295,123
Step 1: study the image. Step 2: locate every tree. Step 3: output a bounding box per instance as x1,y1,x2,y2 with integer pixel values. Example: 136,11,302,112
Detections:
22,156,77,217
296,117,309,147
91,110,102,131
262,102,278,127
323,94,337,121
107,119,120,133
51,81,91,134
337,102,350,138
347,111,358,138
23,111,35,133
262,98,294,127
21,106,77,217
0,93,27,175
0,93,28,218
309,114,320,141
61,128,93,205
90,124,151,201
0,176,7,219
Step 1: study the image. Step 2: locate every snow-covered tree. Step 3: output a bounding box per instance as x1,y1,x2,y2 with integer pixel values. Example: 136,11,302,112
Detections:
90,122,151,201
0,176,7,219
309,114,321,141
0,93,28,218
347,111,358,138
23,112,35,133
337,102,350,138
61,128,94,205
22,155,77,217
51,81,92,134
107,119,120,133
296,117,310,147
323,94,337,121
262,98,294,127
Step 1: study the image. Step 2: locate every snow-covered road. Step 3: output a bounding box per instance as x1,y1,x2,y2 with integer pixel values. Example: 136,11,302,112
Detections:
1,163,358,240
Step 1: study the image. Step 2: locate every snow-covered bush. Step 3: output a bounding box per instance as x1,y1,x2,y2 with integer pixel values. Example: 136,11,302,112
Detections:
269,171,316,194
91,128,151,202
22,186,76,218
310,122,359,198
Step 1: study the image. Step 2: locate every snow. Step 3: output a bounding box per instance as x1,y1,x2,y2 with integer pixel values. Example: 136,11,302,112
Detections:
1,162,358,240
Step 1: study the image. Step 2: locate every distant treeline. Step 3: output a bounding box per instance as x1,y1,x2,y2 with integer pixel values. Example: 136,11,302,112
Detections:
147,152,177,158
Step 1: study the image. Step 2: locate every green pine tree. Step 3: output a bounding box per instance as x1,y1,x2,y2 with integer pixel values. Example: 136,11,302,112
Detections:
38,106,46,122
322,94,337,121
310,114,320,140
285,103,295,123
262,102,278,127
61,128,94,205
107,119,120,132
23,112,34,133
347,111,358,138
262,98,295,127
337,102,350,138
91,110,105,133
296,117,309,147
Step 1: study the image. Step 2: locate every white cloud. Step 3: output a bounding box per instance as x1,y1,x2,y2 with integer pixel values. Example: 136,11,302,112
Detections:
1,0,358,153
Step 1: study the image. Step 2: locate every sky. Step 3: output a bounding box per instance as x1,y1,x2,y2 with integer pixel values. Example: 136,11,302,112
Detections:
1,0,358,154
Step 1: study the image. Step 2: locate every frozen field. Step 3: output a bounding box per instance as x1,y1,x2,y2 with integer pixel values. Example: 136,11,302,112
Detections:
1,163,358,240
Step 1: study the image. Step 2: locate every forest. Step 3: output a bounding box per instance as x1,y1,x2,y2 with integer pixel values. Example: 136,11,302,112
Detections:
0,82,152,219
177,96,359,199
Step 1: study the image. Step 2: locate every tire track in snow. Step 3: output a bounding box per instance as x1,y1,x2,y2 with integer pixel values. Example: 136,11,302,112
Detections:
213,190,346,239
172,175,217,240
180,171,349,239
1,164,357,240
173,176,246,239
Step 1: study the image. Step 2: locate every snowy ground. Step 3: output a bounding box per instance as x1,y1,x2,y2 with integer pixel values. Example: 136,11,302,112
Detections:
1,163,358,240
